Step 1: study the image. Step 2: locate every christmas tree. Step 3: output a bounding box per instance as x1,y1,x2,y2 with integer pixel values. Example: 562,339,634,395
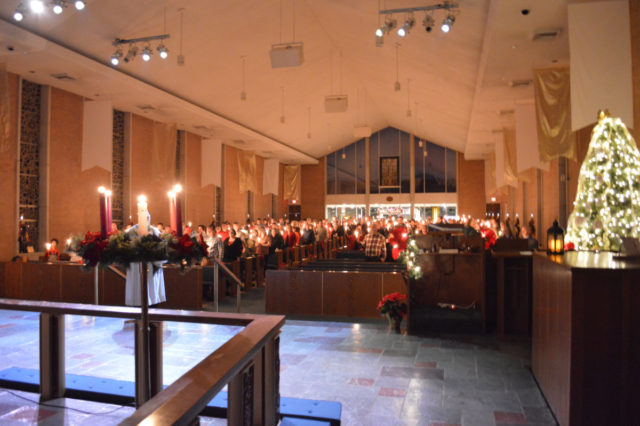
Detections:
566,111,640,251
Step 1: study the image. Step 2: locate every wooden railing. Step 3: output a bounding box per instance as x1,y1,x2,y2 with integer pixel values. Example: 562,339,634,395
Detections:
0,298,284,426
211,257,244,313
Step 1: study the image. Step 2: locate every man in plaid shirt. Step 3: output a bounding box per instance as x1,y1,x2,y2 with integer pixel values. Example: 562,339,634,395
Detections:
205,226,224,260
362,223,387,262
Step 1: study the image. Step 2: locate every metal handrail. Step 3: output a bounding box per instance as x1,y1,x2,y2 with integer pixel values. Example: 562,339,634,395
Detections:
0,299,284,426
210,257,244,313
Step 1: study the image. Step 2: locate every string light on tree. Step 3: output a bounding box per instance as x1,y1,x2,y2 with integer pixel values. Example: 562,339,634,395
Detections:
397,238,422,279
565,110,640,251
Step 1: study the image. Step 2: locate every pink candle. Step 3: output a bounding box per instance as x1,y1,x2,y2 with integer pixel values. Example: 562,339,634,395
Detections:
98,187,108,238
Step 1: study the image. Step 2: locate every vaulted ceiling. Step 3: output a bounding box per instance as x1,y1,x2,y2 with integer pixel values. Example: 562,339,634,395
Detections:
0,0,569,162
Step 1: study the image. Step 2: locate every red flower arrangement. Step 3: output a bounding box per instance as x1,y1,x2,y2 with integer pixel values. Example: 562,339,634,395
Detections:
377,292,408,320
481,228,497,250
564,242,575,251
76,231,109,267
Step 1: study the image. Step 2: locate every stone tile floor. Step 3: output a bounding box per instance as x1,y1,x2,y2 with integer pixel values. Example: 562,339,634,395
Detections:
0,309,557,425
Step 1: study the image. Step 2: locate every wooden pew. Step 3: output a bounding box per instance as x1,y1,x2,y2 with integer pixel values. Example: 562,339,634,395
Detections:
255,256,265,287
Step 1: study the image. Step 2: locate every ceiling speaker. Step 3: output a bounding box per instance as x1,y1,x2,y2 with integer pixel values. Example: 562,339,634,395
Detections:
270,43,304,68
325,95,348,113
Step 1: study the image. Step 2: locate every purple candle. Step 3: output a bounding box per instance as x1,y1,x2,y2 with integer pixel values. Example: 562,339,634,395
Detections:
174,184,183,237
98,187,107,238
106,190,113,233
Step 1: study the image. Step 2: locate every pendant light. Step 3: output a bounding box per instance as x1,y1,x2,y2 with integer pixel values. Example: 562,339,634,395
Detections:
280,87,285,123
406,79,412,117
240,56,247,100
394,44,401,91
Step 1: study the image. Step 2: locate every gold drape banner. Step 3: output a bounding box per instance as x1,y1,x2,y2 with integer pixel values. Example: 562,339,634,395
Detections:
237,150,257,193
283,165,300,200
0,63,11,154
504,127,529,183
152,122,177,183
488,152,498,195
533,67,577,164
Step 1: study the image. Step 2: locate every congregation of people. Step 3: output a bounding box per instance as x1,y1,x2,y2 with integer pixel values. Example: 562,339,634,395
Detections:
101,213,539,264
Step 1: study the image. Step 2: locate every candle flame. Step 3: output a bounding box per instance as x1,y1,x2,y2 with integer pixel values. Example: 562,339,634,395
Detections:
98,187,106,193
168,190,176,198
138,195,147,203
67,239,71,245
173,184,182,193
46,243,51,250
105,190,112,197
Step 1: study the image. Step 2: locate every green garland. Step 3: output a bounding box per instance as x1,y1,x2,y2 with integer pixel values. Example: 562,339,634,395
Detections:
67,230,207,274
397,238,423,279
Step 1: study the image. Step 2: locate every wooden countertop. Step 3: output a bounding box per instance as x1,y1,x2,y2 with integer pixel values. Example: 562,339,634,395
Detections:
534,251,640,270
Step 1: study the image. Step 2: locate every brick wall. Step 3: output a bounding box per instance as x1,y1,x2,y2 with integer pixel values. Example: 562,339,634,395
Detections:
0,73,19,261
49,88,109,243
301,157,325,220
457,153,486,219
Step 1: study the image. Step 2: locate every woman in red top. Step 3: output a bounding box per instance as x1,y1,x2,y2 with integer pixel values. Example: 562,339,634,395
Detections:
293,227,301,246
44,239,60,261
346,230,357,250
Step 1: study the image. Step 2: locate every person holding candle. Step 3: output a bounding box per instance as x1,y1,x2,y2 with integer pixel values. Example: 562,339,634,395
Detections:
44,239,60,261
255,227,271,256
205,226,224,260
125,200,166,307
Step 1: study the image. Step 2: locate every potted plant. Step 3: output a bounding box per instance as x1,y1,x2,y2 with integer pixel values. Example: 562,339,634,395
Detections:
377,292,408,331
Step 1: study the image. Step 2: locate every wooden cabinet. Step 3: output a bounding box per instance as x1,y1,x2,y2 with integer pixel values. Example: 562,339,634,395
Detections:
533,252,640,426
494,253,533,336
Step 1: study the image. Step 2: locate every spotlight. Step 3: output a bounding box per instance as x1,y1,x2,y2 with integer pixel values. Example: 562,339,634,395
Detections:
141,46,152,61
30,0,44,13
398,15,415,37
74,1,85,10
442,14,455,33
375,17,397,37
111,49,122,66
157,44,169,59
13,10,24,21
123,46,138,63
423,15,435,32
52,0,66,14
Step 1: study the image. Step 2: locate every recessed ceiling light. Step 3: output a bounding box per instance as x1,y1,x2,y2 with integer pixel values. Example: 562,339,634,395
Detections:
30,1,44,13
511,45,517,49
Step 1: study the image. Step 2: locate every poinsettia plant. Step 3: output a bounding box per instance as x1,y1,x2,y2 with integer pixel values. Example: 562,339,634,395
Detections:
377,292,408,320
67,230,207,273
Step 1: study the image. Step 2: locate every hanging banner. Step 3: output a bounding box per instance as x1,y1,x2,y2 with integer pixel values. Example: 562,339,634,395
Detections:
515,103,549,173
82,100,113,172
237,149,257,193
263,159,279,195
487,152,498,195
533,67,576,164
201,139,222,188
503,128,519,186
283,165,300,200
569,1,633,131
0,63,11,154
151,122,177,183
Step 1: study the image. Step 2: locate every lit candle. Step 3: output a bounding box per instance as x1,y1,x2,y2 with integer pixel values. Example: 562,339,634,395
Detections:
98,187,108,238
137,195,148,236
46,243,51,251
66,239,71,246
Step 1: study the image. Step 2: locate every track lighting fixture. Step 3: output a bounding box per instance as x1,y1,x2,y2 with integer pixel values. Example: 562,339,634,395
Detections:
123,45,138,63
111,49,122,66
52,0,66,14
442,14,455,33
376,1,459,43
398,14,415,37
423,14,435,32
112,34,170,65
30,0,44,13
141,46,153,61
74,1,85,10
157,44,169,59
13,9,24,21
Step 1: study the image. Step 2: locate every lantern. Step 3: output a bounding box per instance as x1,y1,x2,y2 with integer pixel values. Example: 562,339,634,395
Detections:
546,219,565,255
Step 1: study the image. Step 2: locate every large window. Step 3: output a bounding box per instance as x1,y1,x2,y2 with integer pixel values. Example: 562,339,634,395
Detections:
326,205,367,221
326,127,457,197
